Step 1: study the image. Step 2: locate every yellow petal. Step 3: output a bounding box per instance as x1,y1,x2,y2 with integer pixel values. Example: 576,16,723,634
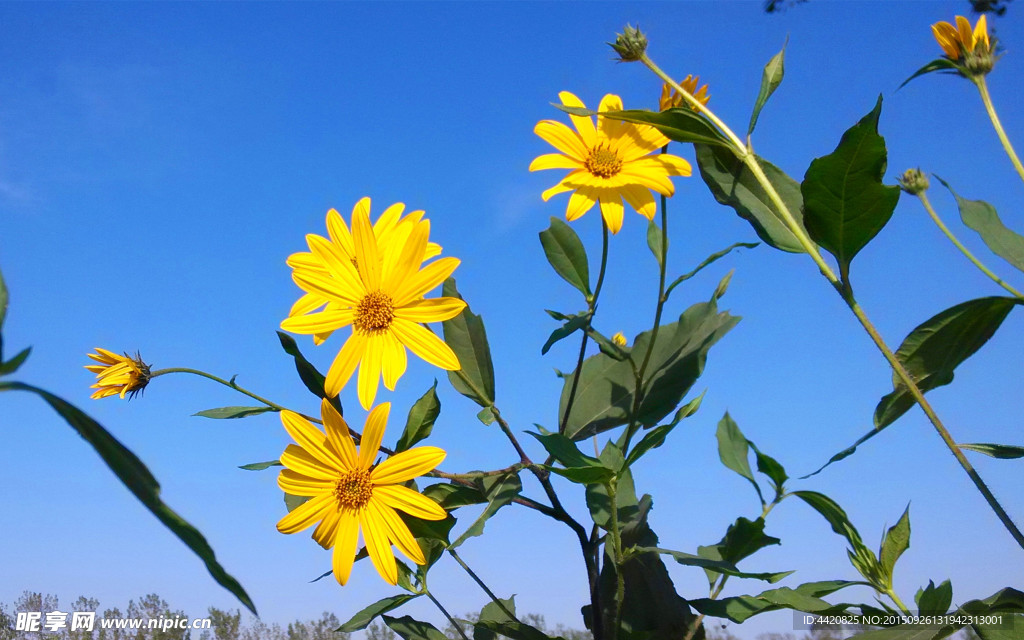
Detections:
280,308,354,335
280,411,346,469
392,257,462,307
956,15,974,49
620,183,657,219
278,468,333,497
599,194,625,234
931,22,960,58
356,335,384,410
293,270,362,307
381,331,408,391
276,492,333,534
326,207,355,258
307,234,363,291
332,512,360,585
321,398,358,469
597,93,626,142
558,91,597,148
289,292,326,318
393,297,467,323
311,506,341,550
529,153,584,172
360,506,398,585
369,499,425,565
357,402,390,469
390,319,461,370
325,333,366,397
374,202,405,237
974,14,989,50
541,177,578,202
372,485,447,520
566,188,597,221
534,120,588,160
281,444,338,480
352,204,382,291
618,165,675,195
382,219,430,294
372,447,447,485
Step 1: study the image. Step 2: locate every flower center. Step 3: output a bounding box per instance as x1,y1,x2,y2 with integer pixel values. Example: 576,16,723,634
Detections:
584,145,622,179
333,469,373,511
354,290,395,336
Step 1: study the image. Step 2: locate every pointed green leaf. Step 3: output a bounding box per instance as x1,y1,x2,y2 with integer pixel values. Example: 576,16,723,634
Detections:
381,615,449,640
396,382,440,452
875,296,1018,429
801,424,885,479
647,218,666,268
474,597,522,640
749,440,787,494
690,580,867,623
899,58,962,89
716,412,764,504
541,312,588,355
749,39,787,136
284,492,310,512
529,430,606,470
0,381,257,615
959,443,1024,459
337,594,421,632
879,505,911,585
665,242,759,299
276,331,343,416
0,346,30,376
442,278,495,407
915,579,953,616
937,177,1024,273
193,406,275,420
713,268,735,300
473,621,560,640
450,472,521,548
801,96,900,275
624,421,678,467
539,217,591,296
420,482,487,510
604,107,731,148
238,460,281,471
643,547,792,583
695,143,807,253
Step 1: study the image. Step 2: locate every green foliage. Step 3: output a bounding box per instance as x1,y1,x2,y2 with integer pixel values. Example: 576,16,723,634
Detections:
664,242,759,300
396,382,440,452
337,595,421,632
937,177,1024,273
238,460,282,471
531,430,616,484
647,218,667,268
899,58,962,89
382,615,449,640
716,413,764,504
450,472,521,549
540,217,591,297
959,443,1024,459
916,579,953,616
691,580,864,623
276,331,343,416
874,296,1018,429
421,482,489,510
801,96,900,278
793,491,889,590
442,278,496,408
192,406,274,419
749,40,787,136
695,144,807,253
542,312,589,356
602,107,730,148
0,347,30,376
878,505,911,588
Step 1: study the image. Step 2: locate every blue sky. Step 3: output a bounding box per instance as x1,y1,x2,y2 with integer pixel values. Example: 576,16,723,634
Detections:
1,1,1022,637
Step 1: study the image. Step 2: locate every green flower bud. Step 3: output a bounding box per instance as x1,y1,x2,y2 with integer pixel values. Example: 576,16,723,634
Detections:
609,24,648,62
897,168,930,195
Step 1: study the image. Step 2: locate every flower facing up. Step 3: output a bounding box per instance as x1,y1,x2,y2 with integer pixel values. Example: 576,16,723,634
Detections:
659,76,711,112
931,15,994,75
281,199,465,409
276,400,447,586
530,91,692,234
85,348,151,400
286,198,442,346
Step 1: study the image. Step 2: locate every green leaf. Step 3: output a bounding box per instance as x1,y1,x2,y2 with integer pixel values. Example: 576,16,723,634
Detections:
442,278,496,408
915,579,953,616
450,472,521,548
624,421,678,467
713,269,735,301
875,297,1018,429
529,430,605,470
749,440,787,494
793,490,883,587
665,242,759,299
749,39,787,136
473,621,560,640
586,461,637,530
474,597,520,640
801,95,900,276
853,587,1024,640
337,594,420,632
193,406,275,420
643,547,792,583
276,331,343,416
801,424,886,479
284,492,310,513
396,382,440,452
937,176,1024,273
548,466,615,484
691,580,866,623
604,107,731,148
0,381,257,615
647,218,666,268
399,511,455,545
539,217,591,296
238,460,281,471
476,406,496,425
541,312,588,355
698,516,781,586
560,299,738,440
695,143,807,253
879,505,911,586
0,346,30,376
959,443,1024,459
420,482,488,510
382,615,449,640
716,412,764,504
899,58,962,89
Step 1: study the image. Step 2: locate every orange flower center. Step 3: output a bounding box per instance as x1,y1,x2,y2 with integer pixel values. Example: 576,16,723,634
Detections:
585,144,622,179
354,290,395,335
333,469,373,510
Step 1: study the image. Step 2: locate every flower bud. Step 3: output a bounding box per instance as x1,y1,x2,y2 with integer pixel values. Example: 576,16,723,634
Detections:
609,24,648,62
897,168,930,195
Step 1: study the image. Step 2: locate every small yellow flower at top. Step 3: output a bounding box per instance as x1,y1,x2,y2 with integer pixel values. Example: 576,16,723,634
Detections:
659,76,711,112
85,348,151,400
931,15,994,75
276,399,447,586
530,91,692,234
612,332,628,347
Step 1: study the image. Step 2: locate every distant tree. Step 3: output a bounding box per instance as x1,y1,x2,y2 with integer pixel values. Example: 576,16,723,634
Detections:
0,603,16,640
207,609,241,640
125,594,190,640
98,607,126,640
285,612,346,640
239,618,285,640
68,597,100,640
705,624,742,640
363,621,396,640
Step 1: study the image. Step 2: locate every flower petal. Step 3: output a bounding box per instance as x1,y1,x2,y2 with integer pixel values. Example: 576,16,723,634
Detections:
326,207,355,258
381,331,408,391
372,485,448,520
558,91,597,148
352,204,382,291
280,411,345,469
276,492,333,534
529,153,584,172
566,188,598,221
382,218,430,294
331,512,360,585
325,333,366,397
369,499,425,565
372,446,447,485
356,335,384,410
392,257,461,307
393,297,467,323
358,402,391,470
281,444,338,480
620,183,657,219
293,270,362,307
307,234,363,292
322,398,358,469
311,505,341,550
280,308,354,335
541,177,578,202
289,292,327,318
278,468,333,497
390,319,461,370
534,120,588,160
599,193,625,234
597,93,626,142
360,505,398,585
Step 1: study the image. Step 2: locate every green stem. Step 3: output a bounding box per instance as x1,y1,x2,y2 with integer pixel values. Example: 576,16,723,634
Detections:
606,480,625,640
886,588,913,617
447,548,519,623
424,588,468,640
917,191,1024,299
975,76,1024,186
149,367,320,423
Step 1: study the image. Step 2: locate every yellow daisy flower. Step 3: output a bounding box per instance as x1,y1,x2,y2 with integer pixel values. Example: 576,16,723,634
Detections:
530,91,692,234
287,198,442,346
276,400,447,586
659,75,711,112
612,332,628,347
84,348,151,400
932,15,990,61
280,200,465,409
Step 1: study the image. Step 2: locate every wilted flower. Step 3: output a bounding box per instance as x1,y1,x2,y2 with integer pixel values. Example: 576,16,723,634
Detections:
85,348,151,400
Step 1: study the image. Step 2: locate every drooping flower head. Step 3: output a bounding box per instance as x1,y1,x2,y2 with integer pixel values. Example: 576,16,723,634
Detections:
931,15,995,75
85,348,151,400
530,91,692,234
281,198,465,409
276,400,447,586
659,75,711,112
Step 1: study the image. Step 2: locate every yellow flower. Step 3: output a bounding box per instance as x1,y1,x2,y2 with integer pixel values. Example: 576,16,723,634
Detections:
932,15,990,61
287,198,442,346
84,348,150,400
276,400,447,586
530,91,692,234
281,199,466,409
612,332,627,347
659,76,710,112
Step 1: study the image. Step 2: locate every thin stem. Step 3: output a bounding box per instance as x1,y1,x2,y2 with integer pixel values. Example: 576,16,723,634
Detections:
150,367,320,423
447,548,520,623
975,76,1024,186
916,191,1024,299
606,481,625,640
886,588,913,617
560,218,611,434
424,589,469,640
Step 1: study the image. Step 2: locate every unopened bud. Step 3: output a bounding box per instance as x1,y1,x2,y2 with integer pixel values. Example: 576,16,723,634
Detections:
609,24,648,62
898,168,930,195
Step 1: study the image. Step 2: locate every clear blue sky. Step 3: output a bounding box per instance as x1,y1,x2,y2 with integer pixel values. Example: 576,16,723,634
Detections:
1,1,1022,637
